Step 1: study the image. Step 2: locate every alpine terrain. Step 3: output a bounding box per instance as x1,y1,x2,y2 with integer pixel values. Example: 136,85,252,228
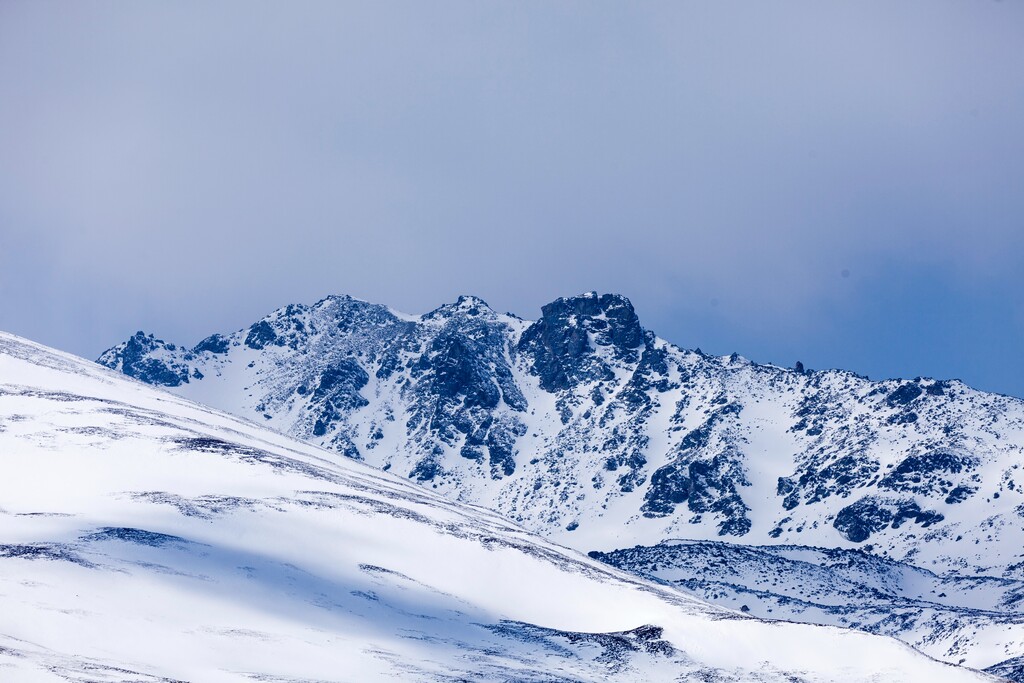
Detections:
0,330,993,682
97,292,1024,677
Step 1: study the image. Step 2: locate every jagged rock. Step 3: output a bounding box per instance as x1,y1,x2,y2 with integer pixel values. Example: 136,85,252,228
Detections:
97,331,191,387
193,333,230,355
518,292,644,392
833,496,944,543
245,320,279,350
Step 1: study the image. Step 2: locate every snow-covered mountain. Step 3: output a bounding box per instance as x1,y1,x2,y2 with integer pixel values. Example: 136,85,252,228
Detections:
592,540,1024,679
98,293,1024,578
0,330,989,682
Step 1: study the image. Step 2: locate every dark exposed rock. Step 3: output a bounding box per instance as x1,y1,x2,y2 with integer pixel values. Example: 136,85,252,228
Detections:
834,496,944,543
619,339,673,411
84,527,188,546
486,416,527,478
312,359,370,410
642,463,691,517
518,292,643,392
687,452,752,536
193,333,230,355
945,485,976,505
485,620,676,667
794,453,880,506
307,358,370,441
410,456,442,482
986,655,1024,682
107,332,191,387
887,383,923,407
879,450,977,497
245,320,279,350
642,404,750,536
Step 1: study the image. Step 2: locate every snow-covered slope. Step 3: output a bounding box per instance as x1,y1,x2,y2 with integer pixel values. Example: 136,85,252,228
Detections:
592,540,1024,679
98,293,1024,578
1,330,991,682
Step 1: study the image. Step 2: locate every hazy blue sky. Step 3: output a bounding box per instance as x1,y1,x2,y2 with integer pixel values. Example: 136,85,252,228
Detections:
2,2,1023,395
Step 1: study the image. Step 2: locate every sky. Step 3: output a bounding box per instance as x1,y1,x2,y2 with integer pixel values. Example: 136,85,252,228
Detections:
1,1,1023,396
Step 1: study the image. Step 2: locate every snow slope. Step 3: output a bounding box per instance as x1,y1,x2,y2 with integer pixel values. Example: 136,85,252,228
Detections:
593,540,1024,678
0,330,992,682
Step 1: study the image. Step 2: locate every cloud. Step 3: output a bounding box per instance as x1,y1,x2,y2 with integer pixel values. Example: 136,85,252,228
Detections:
1,1,1022,393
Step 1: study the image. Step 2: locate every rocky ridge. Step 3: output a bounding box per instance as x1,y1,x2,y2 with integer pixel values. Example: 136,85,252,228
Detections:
99,293,1024,578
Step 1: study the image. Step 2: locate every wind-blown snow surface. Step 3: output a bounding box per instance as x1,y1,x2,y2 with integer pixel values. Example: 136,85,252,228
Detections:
0,332,990,682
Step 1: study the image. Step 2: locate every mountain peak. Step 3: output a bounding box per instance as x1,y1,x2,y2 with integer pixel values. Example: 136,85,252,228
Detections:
313,293,372,308
98,330,191,387
422,295,495,321
537,292,644,349
548,291,634,311
518,293,646,392
455,294,490,307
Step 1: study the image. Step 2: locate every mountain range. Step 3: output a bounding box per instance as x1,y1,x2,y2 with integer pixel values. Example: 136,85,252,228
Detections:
95,291,1024,677
0,329,989,682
